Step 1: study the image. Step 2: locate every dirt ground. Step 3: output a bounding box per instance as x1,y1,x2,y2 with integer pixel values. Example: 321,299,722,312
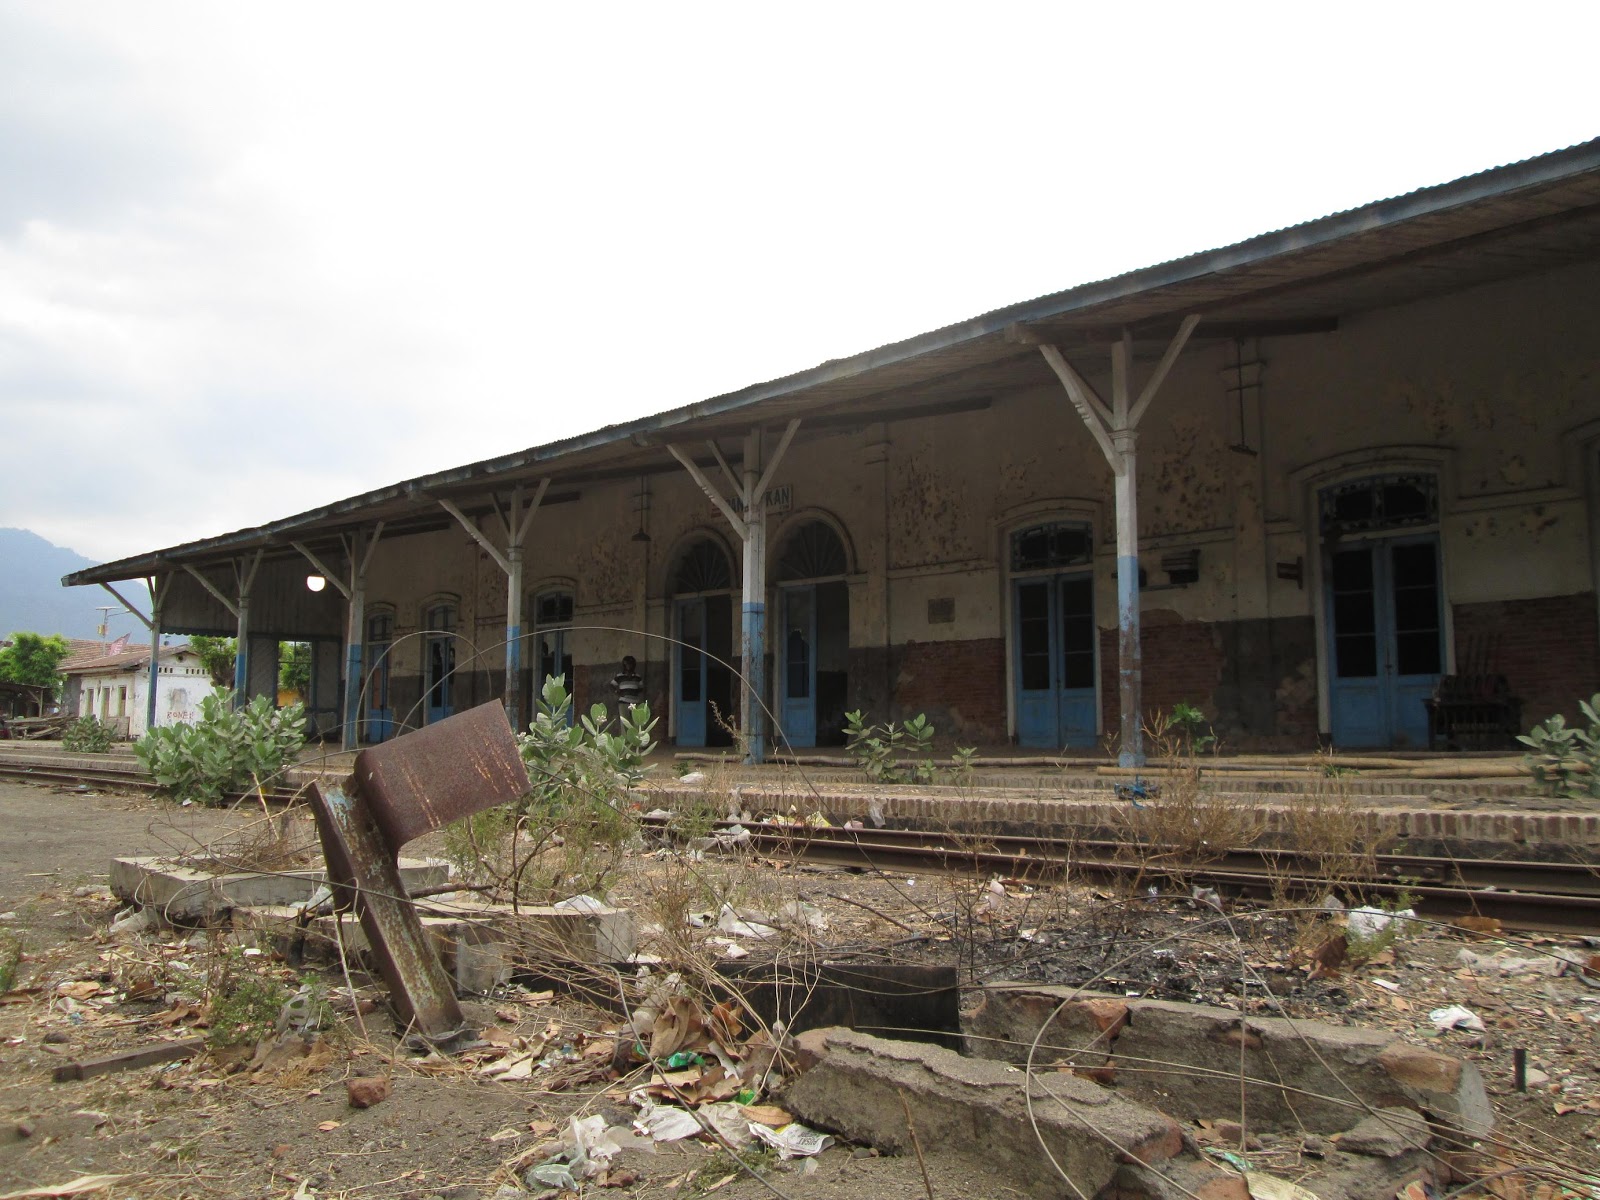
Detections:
1,778,1597,1200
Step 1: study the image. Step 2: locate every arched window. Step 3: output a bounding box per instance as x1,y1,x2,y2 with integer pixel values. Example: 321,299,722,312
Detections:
774,520,847,583
671,539,734,595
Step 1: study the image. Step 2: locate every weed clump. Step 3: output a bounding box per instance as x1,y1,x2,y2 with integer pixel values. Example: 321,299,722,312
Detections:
136,690,306,806
62,716,116,753
444,675,656,906
1519,694,1600,798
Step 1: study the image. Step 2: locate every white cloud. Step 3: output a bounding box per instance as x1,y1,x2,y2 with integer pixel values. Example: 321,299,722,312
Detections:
2,0,1598,563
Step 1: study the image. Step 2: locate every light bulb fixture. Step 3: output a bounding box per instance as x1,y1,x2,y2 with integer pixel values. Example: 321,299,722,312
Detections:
306,574,327,593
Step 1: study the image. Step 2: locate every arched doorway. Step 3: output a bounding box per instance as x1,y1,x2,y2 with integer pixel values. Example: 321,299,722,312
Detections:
1009,520,1098,749
532,589,574,722
422,600,458,726
1319,473,1444,748
670,537,735,747
362,608,395,742
773,519,850,748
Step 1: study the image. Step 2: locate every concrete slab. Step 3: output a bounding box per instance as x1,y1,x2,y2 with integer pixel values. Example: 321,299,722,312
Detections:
781,1027,1183,1200
304,898,636,989
109,855,447,922
966,985,1492,1141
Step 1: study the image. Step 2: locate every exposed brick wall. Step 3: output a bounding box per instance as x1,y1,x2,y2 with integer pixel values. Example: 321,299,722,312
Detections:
1101,614,1319,753
1451,593,1600,727
889,638,1007,743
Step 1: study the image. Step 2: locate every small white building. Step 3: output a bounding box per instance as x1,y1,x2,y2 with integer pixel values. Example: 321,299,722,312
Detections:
60,643,215,738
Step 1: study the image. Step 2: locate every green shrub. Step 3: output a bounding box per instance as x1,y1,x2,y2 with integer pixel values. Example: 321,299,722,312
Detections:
62,716,116,753
844,710,936,783
205,947,292,1047
444,675,657,904
1518,695,1600,799
135,690,306,806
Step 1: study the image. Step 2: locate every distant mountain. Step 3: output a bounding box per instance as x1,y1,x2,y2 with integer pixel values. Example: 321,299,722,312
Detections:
0,528,148,641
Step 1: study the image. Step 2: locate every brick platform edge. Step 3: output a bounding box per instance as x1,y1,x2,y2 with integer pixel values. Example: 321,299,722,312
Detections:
660,783,1600,854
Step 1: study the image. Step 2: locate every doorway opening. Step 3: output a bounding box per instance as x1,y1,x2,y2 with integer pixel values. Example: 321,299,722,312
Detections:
1320,474,1444,748
774,520,850,748
670,539,735,747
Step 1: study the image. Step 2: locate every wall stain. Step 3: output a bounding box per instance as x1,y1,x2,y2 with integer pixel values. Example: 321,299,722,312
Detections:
890,442,974,567
1145,414,1228,535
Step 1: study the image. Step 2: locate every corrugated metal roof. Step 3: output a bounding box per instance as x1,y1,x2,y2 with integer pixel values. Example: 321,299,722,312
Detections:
65,135,1600,586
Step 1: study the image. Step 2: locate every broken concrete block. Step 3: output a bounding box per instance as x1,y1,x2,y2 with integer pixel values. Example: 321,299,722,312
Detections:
109,856,447,922
781,1027,1182,1200
967,986,1492,1142
967,986,1127,1072
1338,1107,1432,1158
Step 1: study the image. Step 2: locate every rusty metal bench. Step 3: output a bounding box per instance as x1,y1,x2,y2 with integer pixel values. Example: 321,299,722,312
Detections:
1423,637,1522,751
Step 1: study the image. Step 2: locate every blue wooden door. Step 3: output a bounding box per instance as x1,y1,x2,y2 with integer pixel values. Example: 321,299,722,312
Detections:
423,603,456,726
1328,538,1442,748
1014,575,1097,748
363,614,394,743
779,585,818,748
675,597,708,747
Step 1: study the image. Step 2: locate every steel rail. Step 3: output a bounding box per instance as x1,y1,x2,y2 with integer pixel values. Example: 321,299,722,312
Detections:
656,819,1600,936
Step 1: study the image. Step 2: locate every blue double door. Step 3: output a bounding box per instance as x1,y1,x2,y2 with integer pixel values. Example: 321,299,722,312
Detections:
1014,574,1098,748
1327,537,1443,748
674,593,733,747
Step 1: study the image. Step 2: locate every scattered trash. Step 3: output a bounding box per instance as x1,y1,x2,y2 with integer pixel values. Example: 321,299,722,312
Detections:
678,772,707,786
706,938,749,960
108,908,153,935
277,984,329,1034
554,894,607,915
1370,978,1401,992
715,904,776,940
1347,906,1414,940
636,1102,702,1143
1455,948,1565,977
750,1122,833,1158
1244,1171,1322,1200
1429,1005,1486,1033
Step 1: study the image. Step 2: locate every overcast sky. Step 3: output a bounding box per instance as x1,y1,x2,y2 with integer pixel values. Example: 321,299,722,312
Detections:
2,1,1596,568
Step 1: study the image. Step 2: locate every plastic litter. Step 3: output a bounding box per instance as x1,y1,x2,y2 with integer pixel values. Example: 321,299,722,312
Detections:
109,907,153,935
1347,906,1414,940
1429,1004,1486,1033
750,1122,834,1158
554,894,606,914
525,1162,578,1190
716,904,777,940
678,771,706,785
706,937,749,959
276,984,327,1033
635,1102,703,1143
1244,1171,1321,1200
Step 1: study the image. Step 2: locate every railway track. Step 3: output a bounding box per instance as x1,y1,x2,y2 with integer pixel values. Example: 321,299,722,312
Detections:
0,758,301,803
4,756,1595,934
651,819,1600,936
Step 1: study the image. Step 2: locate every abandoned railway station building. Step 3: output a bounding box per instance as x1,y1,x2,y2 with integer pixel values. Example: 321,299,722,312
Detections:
66,141,1600,765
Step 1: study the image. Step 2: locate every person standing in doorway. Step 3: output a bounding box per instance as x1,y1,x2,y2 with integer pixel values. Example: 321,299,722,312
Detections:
612,656,644,717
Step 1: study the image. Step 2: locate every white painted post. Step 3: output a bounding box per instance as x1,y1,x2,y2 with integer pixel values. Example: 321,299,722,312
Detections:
741,428,768,763
1112,428,1143,766
145,585,162,736
344,531,366,751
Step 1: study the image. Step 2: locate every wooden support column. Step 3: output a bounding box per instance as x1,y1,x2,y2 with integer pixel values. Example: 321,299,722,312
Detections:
668,418,799,763
231,551,265,709
1034,316,1200,767
297,528,378,751
440,481,547,732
